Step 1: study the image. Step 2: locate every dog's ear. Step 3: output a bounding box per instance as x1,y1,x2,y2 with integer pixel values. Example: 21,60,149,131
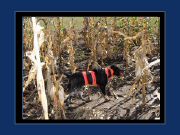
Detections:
110,65,119,76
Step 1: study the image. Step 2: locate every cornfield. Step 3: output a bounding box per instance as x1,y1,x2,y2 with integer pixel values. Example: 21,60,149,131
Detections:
23,17,160,120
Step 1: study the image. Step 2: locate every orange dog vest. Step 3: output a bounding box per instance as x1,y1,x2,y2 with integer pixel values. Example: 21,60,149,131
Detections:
90,71,97,86
82,68,113,86
82,71,89,85
105,67,114,79
82,71,98,86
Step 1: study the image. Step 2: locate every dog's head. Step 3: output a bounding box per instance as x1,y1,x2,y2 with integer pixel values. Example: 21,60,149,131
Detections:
110,65,125,80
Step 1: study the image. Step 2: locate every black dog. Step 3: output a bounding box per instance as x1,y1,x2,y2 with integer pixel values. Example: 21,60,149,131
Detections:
65,65,124,103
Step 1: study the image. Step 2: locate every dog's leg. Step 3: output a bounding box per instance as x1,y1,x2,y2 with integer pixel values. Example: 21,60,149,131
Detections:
97,91,101,97
86,95,92,101
104,95,110,101
80,93,92,102
106,88,118,100
100,85,110,101
79,91,87,101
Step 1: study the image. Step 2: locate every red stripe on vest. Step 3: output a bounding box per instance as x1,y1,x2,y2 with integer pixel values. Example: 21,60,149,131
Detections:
105,68,109,78
105,67,114,79
90,71,97,86
109,68,114,78
82,71,89,85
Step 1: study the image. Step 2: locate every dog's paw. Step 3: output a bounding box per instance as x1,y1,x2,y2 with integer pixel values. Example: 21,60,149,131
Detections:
114,95,119,100
87,96,92,101
97,92,101,97
104,95,110,101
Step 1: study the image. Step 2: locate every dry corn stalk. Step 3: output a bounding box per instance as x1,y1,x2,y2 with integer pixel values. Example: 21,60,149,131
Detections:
26,17,48,119
96,20,109,65
82,17,104,67
45,35,66,119
69,43,77,73
68,19,77,73
90,17,97,62
112,30,144,66
112,17,117,31
61,28,77,74
83,17,89,46
127,33,159,105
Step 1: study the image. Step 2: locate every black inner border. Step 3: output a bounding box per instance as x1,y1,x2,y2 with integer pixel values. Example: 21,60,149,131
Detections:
16,12,165,124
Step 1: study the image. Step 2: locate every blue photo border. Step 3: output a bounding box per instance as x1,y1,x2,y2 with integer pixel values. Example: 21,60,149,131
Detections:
1,0,179,134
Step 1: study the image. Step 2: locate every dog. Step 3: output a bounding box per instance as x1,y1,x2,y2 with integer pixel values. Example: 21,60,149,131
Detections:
65,65,124,103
